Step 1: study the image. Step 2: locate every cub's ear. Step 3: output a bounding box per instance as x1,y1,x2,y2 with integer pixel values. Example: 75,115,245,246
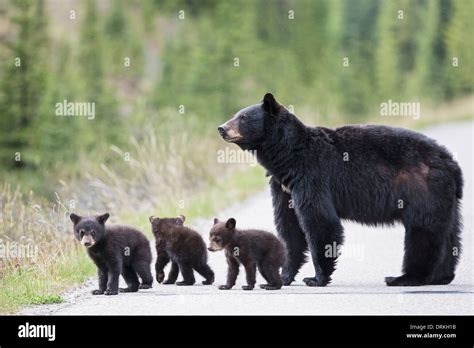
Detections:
96,213,110,225
262,93,280,114
226,218,236,230
149,216,157,224
175,215,185,226
213,218,220,225
70,213,82,224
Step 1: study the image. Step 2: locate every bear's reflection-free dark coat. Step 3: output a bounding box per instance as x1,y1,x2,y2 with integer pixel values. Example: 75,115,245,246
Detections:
150,217,215,286
220,93,462,287
71,214,153,295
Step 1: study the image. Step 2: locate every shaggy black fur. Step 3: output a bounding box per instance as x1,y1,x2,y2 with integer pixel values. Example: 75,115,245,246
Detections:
149,215,214,286
218,93,463,287
70,213,153,295
208,218,286,290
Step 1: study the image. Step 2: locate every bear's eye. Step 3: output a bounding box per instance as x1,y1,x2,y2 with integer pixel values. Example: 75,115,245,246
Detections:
214,237,221,243
240,113,248,121
79,230,85,238
91,230,96,237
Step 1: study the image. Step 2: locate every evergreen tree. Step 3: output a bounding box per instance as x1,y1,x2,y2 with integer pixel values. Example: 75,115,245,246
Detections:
445,0,473,95
78,0,122,152
0,0,49,169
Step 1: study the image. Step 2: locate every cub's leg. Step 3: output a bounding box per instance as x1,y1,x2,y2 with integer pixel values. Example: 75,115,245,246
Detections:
242,261,256,290
133,260,153,289
194,262,215,285
155,252,170,284
92,267,108,295
163,262,179,284
176,262,195,286
120,266,139,292
219,256,239,290
258,261,283,290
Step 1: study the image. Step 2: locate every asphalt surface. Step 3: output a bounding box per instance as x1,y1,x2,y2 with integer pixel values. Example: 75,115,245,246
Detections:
20,120,473,315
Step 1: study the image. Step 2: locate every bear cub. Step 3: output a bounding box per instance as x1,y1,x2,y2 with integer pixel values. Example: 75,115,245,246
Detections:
149,215,214,286
208,218,286,290
70,213,153,295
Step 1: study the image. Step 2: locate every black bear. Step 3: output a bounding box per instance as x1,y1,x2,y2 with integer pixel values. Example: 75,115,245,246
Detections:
208,218,286,290
149,215,214,286
218,93,463,287
70,213,153,295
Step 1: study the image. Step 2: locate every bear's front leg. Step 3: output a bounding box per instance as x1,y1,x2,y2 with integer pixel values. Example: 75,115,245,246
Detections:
105,259,121,295
155,251,170,284
270,177,308,285
242,261,256,290
293,192,344,287
92,267,108,295
219,256,240,290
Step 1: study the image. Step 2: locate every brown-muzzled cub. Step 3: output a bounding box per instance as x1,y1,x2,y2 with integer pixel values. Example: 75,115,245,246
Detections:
208,218,286,290
70,213,153,295
149,215,214,286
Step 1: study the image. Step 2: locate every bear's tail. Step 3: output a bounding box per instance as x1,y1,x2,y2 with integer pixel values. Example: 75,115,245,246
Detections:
452,161,463,199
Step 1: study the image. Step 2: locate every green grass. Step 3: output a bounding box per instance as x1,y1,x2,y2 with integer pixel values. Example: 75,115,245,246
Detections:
0,250,95,313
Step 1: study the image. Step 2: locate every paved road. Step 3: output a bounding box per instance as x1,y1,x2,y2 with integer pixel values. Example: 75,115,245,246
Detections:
21,121,474,315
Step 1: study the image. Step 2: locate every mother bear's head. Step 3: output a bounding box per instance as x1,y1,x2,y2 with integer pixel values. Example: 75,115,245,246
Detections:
217,93,288,151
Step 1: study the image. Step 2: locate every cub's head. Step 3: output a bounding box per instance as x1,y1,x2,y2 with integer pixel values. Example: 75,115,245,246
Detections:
149,215,185,235
217,93,283,150
208,217,236,252
70,213,109,248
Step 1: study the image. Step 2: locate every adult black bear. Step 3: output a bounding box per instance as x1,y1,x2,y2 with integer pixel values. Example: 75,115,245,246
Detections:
218,93,463,287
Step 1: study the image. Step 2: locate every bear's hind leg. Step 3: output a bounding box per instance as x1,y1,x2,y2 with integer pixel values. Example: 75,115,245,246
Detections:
194,262,215,285
430,206,461,285
163,262,179,284
242,261,256,290
258,261,283,290
176,262,195,286
134,260,153,289
120,266,140,292
386,223,446,286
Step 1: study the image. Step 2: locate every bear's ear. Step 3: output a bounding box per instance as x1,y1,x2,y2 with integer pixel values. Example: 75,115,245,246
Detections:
213,218,220,225
175,215,185,225
262,93,280,115
149,216,158,224
70,213,82,224
225,218,236,230
96,213,110,225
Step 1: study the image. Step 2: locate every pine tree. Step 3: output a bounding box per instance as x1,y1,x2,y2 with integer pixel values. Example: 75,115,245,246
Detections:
445,0,473,95
411,0,445,100
78,0,122,151
0,0,49,169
